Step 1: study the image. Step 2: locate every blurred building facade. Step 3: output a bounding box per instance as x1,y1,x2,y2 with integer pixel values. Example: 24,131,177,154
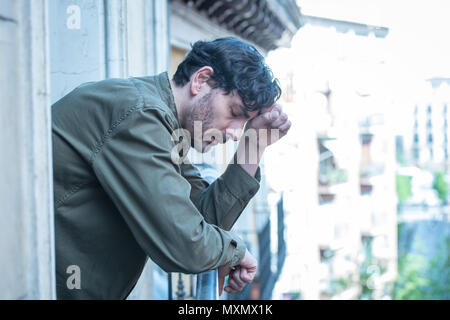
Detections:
266,15,398,299
407,79,450,169
0,0,302,299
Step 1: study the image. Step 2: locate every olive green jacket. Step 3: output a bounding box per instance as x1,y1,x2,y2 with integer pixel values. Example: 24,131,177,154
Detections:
52,72,261,299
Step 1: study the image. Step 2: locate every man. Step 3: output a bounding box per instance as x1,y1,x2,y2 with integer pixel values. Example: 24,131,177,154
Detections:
52,37,291,299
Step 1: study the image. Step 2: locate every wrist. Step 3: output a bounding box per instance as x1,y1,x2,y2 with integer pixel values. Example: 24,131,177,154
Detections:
236,139,265,164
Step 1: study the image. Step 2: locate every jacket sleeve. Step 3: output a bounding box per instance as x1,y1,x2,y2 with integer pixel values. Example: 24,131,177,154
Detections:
91,106,246,274
180,160,261,231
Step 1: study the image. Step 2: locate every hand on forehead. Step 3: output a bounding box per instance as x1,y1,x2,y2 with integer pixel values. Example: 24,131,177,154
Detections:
260,103,282,117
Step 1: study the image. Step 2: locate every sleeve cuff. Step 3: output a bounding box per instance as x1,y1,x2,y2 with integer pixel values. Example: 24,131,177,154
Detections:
221,163,261,203
223,235,246,268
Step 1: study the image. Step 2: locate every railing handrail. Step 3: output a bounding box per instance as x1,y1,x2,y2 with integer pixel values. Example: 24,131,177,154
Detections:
196,269,218,300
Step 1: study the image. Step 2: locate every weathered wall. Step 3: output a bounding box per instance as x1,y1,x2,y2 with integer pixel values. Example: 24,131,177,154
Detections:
0,0,55,299
0,0,170,299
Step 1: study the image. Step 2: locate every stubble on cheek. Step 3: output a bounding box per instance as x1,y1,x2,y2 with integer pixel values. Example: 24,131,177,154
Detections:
186,92,215,148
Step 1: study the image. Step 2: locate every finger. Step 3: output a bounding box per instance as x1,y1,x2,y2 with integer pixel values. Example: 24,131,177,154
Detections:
239,267,252,283
219,276,224,296
218,267,231,296
270,112,288,128
230,270,245,288
228,278,245,291
279,120,291,132
260,109,277,122
224,286,238,294
219,275,228,296
228,277,243,291
260,103,282,118
248,112,271,129
272,103,283,114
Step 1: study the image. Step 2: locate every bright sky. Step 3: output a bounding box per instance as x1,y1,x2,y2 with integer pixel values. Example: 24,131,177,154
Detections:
267,0,450,137
298,0,450,79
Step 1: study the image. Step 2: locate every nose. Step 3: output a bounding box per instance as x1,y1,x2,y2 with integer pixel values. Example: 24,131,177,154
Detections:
225,128,243,142
225,120,246,142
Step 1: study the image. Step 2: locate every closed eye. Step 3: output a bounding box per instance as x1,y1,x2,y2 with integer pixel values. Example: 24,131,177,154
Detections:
230,105,251,119
229,106,238,117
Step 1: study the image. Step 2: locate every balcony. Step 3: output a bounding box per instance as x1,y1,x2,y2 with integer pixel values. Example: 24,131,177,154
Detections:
318,169,348,204
318,136,348,205
166,270,218,300
164,194,287,300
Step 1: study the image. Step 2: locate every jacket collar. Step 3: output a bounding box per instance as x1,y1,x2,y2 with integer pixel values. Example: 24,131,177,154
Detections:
156,72,181,129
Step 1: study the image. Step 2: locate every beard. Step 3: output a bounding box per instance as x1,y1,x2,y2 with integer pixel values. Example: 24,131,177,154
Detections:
183,92,219,153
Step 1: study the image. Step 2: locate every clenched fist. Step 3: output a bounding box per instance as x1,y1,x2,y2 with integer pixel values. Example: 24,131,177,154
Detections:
218,249,258,296
244,103,291,148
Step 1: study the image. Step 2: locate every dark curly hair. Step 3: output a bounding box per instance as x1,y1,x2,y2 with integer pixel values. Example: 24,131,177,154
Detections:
172,37,281,111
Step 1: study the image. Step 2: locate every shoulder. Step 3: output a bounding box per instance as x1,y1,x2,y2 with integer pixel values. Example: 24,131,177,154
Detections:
52,76,179,164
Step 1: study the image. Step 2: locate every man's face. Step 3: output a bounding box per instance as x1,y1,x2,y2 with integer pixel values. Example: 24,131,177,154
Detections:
183,88,259,153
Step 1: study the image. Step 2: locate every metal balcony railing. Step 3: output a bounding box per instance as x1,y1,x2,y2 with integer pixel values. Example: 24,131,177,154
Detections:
196,270,219,300
167,269,218,300
164,162,220,300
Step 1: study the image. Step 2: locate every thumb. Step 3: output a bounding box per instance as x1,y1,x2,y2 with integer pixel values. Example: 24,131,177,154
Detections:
261,110,279,124
218,267,231,296
247,112,271,129
218,275,224,297
239,266,251,283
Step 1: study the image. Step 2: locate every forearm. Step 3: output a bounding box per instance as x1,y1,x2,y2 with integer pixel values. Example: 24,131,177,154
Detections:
184,161,261,230
235,138,265,177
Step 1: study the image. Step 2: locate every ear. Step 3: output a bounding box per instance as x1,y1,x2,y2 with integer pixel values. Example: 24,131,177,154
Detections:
190,66,214,96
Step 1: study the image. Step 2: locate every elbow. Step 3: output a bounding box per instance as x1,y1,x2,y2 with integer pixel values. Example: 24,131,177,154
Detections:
177,256,213,274
184,264,209,275
159,260,210,275
154,248,215,275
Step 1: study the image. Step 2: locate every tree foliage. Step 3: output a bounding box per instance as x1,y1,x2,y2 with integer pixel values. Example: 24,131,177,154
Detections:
393,236,450,300
432,171,449,203
396,175,412,203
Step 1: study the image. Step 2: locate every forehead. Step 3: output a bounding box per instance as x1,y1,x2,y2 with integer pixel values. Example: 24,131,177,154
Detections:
222,90,260,119
224,89,243,105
